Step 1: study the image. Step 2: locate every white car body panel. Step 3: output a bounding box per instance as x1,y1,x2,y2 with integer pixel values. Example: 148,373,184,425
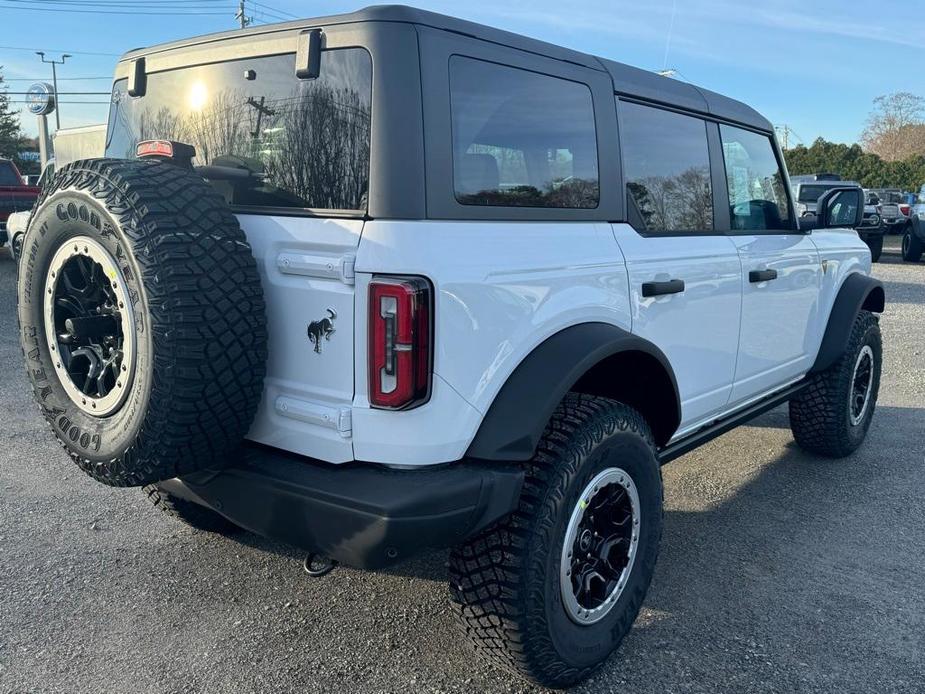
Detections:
234,214,871,468
728,233,821,405
355,220,632,419
611,223,742,431
241,213,362,463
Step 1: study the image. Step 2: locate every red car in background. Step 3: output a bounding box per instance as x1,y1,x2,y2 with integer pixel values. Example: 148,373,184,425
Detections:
0,159,40,247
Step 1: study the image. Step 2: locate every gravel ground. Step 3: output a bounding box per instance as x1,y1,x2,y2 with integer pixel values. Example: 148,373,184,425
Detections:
1,236,923,694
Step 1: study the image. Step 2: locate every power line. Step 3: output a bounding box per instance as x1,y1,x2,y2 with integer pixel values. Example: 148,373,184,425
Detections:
251,1,297,19
4,76,112,81
0,1,234,15
0,45,121,56
2,0,233,6
5,90,109,94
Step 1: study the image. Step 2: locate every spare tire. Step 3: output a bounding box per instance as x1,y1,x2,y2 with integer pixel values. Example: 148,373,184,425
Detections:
17,158,267,486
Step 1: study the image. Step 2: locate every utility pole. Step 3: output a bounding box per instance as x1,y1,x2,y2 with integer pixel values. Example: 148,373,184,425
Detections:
775,124,800,150
235,0,251,28
36,51,70,130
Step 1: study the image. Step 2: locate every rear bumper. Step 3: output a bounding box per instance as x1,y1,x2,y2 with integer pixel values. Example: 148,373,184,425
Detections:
159,444,524,569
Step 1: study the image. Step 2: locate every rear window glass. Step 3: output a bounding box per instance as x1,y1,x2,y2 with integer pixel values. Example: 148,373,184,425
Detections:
449,56,599,209
797,184,838,203
106,49,371,212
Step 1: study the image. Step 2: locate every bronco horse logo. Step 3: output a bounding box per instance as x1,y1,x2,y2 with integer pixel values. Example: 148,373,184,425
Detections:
307,308,337,354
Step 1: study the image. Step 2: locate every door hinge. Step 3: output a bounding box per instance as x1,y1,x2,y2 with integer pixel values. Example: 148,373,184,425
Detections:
275,396,353,438
277,251,356,286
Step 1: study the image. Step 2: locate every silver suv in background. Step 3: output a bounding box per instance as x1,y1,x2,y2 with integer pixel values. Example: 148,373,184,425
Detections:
791,174,885,261
865,188,906,235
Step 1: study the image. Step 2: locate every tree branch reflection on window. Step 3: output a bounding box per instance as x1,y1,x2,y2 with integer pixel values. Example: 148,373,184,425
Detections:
627,166,712,232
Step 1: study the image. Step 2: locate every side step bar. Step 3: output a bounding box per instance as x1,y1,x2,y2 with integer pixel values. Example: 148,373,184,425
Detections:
658,381,809,465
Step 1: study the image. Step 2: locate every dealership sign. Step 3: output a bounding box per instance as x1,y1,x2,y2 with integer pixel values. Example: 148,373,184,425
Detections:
26,82,55,116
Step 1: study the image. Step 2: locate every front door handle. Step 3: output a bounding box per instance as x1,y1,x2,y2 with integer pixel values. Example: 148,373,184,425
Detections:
749,269,779,283
642,279,685,297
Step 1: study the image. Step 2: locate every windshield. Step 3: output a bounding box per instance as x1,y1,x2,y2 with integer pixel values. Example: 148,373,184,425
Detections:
797,183,839,203
106,49,372,212
871,190,902,204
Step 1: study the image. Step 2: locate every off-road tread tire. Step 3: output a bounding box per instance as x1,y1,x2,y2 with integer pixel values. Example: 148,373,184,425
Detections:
449,393,661,688
902,223,923,262
143,484,242,534
20,158,267,486
789,310,881,458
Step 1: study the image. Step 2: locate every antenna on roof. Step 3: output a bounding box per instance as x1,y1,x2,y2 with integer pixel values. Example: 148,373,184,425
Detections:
656,69,677,78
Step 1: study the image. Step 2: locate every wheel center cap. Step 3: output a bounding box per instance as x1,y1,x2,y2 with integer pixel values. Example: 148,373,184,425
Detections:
579,529,593,553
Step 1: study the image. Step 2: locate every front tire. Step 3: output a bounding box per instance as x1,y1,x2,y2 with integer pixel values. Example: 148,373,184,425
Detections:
789,310,881,457
449,394,662,688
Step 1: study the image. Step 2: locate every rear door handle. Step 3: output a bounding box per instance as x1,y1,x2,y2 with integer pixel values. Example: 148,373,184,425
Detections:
641,279,685,297
749,269,779,283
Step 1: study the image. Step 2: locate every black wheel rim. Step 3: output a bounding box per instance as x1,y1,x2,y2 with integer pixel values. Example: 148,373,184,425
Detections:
560,467,640,625
43,236,135,416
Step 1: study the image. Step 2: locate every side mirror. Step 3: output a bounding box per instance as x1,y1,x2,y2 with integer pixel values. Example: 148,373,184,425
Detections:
816,187,863,229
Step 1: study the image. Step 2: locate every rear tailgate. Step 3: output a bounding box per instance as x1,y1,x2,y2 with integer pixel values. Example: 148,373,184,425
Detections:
241,214,362,463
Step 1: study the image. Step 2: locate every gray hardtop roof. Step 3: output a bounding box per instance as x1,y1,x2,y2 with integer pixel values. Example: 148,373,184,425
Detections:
119,4,772,132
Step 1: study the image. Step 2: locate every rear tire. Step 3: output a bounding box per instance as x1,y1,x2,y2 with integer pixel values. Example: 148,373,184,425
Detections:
143,485,241,535
789,310,881,457
449,394,662,688
902,224,923,262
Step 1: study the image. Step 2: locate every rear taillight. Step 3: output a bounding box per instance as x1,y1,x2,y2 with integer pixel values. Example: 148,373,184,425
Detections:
368,276,432,410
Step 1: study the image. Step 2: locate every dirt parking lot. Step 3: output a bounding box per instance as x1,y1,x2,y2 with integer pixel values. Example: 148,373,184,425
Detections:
1,236,923,694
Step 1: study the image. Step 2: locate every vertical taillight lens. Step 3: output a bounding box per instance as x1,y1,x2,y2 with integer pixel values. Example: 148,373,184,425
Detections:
368,276,432,409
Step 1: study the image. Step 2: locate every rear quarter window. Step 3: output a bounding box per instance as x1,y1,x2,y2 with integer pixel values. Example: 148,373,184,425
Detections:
448,56,599,209
106,48,372,212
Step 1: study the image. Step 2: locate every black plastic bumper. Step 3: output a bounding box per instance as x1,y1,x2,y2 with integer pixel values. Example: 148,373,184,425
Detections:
158,444,524,569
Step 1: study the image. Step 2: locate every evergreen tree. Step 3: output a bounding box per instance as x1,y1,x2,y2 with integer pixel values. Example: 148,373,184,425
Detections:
0,68,24,160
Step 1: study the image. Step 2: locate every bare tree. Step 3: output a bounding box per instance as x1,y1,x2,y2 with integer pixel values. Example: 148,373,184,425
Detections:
861,92,925,162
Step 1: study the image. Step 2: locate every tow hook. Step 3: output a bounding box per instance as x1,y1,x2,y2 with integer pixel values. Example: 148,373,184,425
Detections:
303,553,337,577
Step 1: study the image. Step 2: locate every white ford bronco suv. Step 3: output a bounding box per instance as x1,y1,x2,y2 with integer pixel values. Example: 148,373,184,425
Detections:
17,6,885,688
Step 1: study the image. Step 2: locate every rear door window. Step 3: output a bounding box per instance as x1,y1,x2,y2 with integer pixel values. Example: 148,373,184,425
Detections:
719,125,793,231
619,101,714,233
106,48,372,212
449,56,599,209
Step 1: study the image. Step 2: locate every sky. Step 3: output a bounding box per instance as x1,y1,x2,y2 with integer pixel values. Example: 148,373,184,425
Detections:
2,0,922,145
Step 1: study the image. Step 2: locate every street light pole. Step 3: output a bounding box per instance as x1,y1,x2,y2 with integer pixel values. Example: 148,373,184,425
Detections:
36,51,71,130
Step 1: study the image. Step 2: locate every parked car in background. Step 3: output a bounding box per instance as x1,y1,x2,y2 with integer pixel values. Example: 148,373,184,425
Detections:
0,158,40,248
903,186,925,262
866,188,907,234
791,174,885,261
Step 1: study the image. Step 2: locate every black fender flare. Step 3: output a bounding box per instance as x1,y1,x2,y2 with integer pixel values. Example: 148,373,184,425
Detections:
465,322,680,461
811,272,885,373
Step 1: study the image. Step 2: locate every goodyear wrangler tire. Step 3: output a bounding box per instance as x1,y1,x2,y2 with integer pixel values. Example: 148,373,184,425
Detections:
449,394,663,688
17,158,267,487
